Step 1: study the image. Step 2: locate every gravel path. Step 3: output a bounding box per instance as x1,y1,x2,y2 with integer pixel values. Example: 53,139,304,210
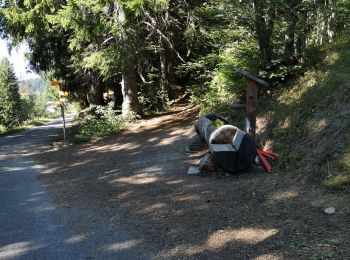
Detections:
0,116,150,260
32,107,350,259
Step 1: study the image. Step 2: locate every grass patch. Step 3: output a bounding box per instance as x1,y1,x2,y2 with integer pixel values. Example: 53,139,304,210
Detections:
258,36,350,189
0,115,59,137
323,151,350,189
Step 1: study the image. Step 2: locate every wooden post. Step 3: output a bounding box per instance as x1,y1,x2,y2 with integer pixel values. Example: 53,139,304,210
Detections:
246,79,258,140
60,102,66,141
236,70,269,141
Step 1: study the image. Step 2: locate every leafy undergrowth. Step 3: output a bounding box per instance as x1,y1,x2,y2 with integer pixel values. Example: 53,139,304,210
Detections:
258,36,350,190
69,103,137,143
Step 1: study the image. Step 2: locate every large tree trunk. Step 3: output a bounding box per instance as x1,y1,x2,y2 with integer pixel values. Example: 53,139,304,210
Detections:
253,0,275,67
113,83,123,110
121,55,142,116
87,71,103,106
159,36,169,109
326,0,336,42
295,9,308,59
166,47,182,100
159,37,182,104
116,3,142,116
284,0,298,64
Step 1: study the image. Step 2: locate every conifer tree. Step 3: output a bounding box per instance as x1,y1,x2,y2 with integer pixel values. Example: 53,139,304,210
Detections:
0,57,21,128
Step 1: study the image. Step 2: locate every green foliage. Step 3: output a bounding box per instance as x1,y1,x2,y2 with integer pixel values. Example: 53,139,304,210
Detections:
0,57,21,128
1,0,350,118
71,102,137,142
0,124,6,135
259,59,303,81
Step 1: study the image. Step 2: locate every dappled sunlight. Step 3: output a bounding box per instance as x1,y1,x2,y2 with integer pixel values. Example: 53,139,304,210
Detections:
64,234,87,244
206,228,279,249
138,203,167,214
97,169,120,180
32,205,55,212
70,159,96,167
147,137,160,143
104,240,140,251
0,242,43,259
110,171,161,185
165,179,185,185
160,244,204,258
173,194,202,202
0,166,27,172
267,188,299,204
324,51,340,66
279,116,291,129
25,95,350,259
307,118,328,136
251,253,284,260
160,227,279,258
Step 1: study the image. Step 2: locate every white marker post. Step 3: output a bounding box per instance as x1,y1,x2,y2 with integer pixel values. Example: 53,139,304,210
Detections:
60,101,66,140
51,81,68,141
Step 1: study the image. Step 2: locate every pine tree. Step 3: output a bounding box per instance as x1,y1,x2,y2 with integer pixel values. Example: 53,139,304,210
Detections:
0,57,21,128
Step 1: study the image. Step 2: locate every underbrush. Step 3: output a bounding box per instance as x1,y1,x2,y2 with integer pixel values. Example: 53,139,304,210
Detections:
70,103,137,143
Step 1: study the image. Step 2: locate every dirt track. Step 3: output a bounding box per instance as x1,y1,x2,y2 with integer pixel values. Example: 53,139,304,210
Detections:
33,106,350,259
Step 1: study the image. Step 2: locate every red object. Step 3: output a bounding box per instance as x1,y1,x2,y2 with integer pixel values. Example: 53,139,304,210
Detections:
256,149,279,173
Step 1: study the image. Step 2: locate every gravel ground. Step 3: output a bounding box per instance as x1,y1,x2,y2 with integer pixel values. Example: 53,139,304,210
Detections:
32,106,350,259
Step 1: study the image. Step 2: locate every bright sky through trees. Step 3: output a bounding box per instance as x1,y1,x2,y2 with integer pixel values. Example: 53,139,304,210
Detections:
0,39,38,80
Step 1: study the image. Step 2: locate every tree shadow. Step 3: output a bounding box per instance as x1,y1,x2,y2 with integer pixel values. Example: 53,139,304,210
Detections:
25,102,349,259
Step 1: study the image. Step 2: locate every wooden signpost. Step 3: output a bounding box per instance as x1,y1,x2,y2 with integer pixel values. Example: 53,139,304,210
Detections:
230,69,269,140
230,70,279,173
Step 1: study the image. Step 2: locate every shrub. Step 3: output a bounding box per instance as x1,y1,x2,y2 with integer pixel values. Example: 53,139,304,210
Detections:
71,102,137,142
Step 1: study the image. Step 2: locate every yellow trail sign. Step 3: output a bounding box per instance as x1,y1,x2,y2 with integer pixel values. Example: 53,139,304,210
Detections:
59,90,69,97
51,81,61,87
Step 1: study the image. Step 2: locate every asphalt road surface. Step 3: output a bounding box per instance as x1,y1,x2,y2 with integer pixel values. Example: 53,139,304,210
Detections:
0,116,150,260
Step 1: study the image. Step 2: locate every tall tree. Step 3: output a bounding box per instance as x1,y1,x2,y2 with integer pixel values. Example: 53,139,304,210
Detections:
0,57,21,128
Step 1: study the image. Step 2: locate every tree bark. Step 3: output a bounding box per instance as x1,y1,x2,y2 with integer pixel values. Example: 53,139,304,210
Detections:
121,55,142,116
113,83,123,110
253,0,275,66
326,0,336,42
87,71,104,106
115,3,142,116
284,0,298,63
295,9,308,59
159,36,169,108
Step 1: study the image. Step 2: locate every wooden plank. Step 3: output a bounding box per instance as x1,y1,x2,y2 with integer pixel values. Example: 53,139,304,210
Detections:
236,69,269,87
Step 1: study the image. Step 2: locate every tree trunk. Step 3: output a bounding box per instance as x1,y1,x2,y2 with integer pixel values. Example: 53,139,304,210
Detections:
253,0,275,67
166,47,182,100
159,36,169,109
116,3,142,116
87,71,103,106
121,55,142,116
113,83,123,110
284,0,298,63
295,9,308,59
326,0,336,42
80,96,89,109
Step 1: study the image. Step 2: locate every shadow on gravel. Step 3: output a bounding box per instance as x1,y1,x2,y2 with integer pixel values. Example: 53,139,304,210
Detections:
33,110,349,259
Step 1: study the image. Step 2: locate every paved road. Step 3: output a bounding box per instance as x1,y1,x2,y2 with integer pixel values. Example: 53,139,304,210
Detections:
0,116,150,260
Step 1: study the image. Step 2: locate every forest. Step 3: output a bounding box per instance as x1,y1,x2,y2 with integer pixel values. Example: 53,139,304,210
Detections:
1,2,350,258
1,0,349,118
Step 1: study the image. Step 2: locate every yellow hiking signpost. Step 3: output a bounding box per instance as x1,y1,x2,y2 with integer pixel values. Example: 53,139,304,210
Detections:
51,81,68,141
